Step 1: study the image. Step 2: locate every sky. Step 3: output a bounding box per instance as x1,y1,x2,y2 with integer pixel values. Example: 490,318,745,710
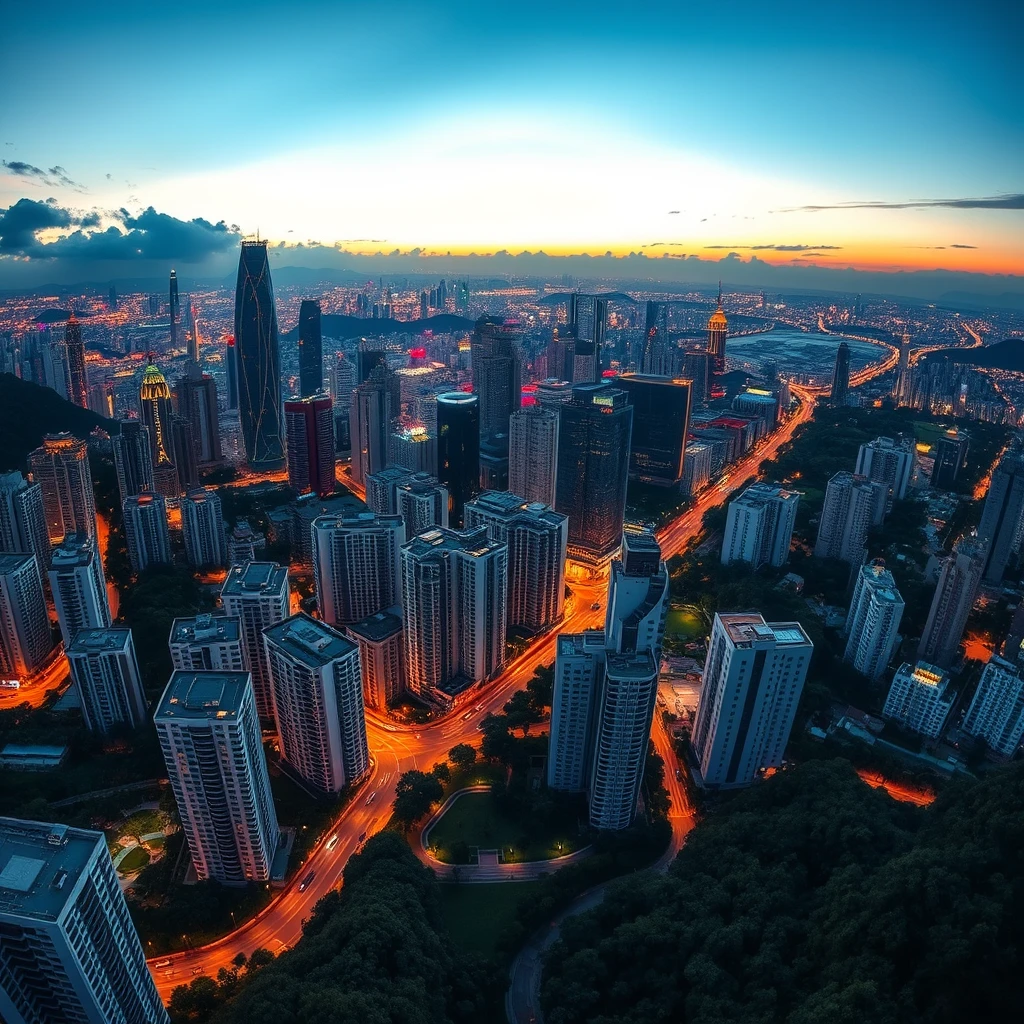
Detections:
0,0,1022,291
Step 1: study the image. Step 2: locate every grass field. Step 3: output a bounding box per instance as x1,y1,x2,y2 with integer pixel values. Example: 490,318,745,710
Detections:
117,846,150,874
439,881,541,959
914,421,948,451
665,606,706,638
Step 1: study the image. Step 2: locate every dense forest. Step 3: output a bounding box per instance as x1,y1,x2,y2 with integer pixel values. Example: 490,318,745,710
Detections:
541,758,1024,1024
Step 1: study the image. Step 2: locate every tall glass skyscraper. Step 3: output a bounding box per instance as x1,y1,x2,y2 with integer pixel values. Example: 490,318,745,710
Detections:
64,313,88,409
234,241,284,468
616,373,692,488
437,392,480,528
298,299,323,398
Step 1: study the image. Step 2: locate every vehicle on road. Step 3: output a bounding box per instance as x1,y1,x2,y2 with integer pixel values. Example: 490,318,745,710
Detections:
298,870,316,892
358,831,367,842
590,602,601,611
154,959,172,968
326,833,339,851
366,791,377,804
475,703,485,712
191,968,204,975
461,711,473,721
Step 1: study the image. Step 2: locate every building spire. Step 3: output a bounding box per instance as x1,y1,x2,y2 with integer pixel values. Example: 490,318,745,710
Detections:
717,280,722,308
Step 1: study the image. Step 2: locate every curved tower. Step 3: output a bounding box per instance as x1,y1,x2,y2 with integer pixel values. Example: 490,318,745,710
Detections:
706,284,728,374
234,241,284,468
65,312,88,408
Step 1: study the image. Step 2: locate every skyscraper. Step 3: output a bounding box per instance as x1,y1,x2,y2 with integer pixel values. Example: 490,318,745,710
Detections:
471,317,522,443
312,511,405,626
181,487,227,567
961,655,1024,757
64,313,88,408
225,335,239,410
175,369,223,464
883,661,954,738
220,561,290,720
555,382,633,564
721,482,799,569
401,526,507,705
829,342,851,406
570,296,607,383
814,471,882,567
641,300,670,375
138,362,175,471
263,614,370,795
855,435,914,521
508,405,559,507
395,472,449,536
29,433,96,544
366,465,414,515
893,331,913,406
616,374,693,488
0,817,169,1024
706,287,728,374
691,613,812,788
170,415,200,492
122,492,170,573
187,299,200,364
285,394,335,497
169,269,180,349
169,613,244,672
234,240,284,469
297,299,323,398
844,561,905,681
345,610,405,712
436,391,480,528
0,471,50,570
547,630,606,792
66,628,147,734
48,533,111,648
976,452,1024,583
931,429,970,489
111,421,154,505
155,671,280,883
918,537,985,666
350,368,395,485
0,553,51,679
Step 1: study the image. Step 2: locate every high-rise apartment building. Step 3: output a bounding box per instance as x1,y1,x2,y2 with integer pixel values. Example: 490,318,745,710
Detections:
66,628,147,733
169,415,200,492
814,471,882,566
345,610,405,712
465,491,567,631
401,526,507,705
691,613,813,788
855,435,914,521
471,317,522,443
220,561,290,719
312,511,404,627
181,487,227,567
234,240,284,469
918,537,985,666
883,661,954,738
616,374,692,488
568,295,607,383
0,817,168,1024
844,561,905,681
29,433,96,544
547,630,606,792
155,670,280,883
122,492,170,573
390,424,436,476
508,405,559,507
961,655,1024,757
395,473,449,537
555,382,633,564
297,299,323,398
721,482,799,569
436,391,480,528
350,368,396,484
63,313,88,408
931,429,969,489
976,452,1024,583
111,421,154,505
48,533,111,648
0,471,50,570
366,465,413,515
0,553,51,679
174,368,223,465
263,614,370,795
829,342,851,406
285,394,335,497
169,613,244,673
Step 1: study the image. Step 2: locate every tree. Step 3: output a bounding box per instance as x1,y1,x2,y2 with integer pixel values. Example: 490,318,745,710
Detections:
431,761,452,784
502,689,542,737
448,743,477,770
392,770,444,829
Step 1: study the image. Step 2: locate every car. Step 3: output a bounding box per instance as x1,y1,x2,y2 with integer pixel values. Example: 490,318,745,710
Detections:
366,791,377,805
475,703,485,712
461,711,474,721
191,968,204,975
358,831,367,842
326,834,339,851
298,870,316,892
153,959,172,969
590,602,601,611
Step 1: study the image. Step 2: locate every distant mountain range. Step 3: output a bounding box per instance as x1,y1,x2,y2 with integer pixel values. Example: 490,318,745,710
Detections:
921,338,1024,372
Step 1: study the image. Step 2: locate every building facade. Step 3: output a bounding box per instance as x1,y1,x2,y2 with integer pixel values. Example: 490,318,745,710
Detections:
122,492,171,573
918,538,985,666
436,391,480,528
111,421,154,505
181,487,227,568
345,610,405,712
285,394,335,498
721,483,799,569
66,628,147,734
28,434,96,544
0,553,51,679
508,405,559,507
48,533,111,649
814,471,882,566
883,661,954,739
169,613,244,673
616,374,692,488
961,655,1024,757
844,561,905,681
0,471,50,571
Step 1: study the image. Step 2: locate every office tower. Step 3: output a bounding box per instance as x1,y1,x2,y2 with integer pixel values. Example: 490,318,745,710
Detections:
471,316,521,442
691,613,813,788
312,511,404,626
366,465,414,514
285,394,335,497
436,391,480,528
546,332,576,382
401,526,507,705
0,554,51,678
66,628,147,733
331,352,357,448
977,452,1024,583
170,613,244,672
181,487,227,567
170,415,200,491
855,435,914,521
155,670,280,883
555,383,633,564
225,334,239,410
883,661,954,738
41,328,70,400
168,268,180,348
508,406,559,507
350,368,395,484
814,471,881,566
64,312,88,408
829,342,851,406
111,421,154,505
346,610,405,712
297,299,323,398
0,471,50,569
28,434,96,544
234,240,284,469
122,492,170,573
465,491,568,631
931,429,969,489
571,296,607,383
844,561,905,681
175,369,223,464
263,614,370,794
356,341,388,384
220,561,290,719
108,283,118,310
48,533,111,648
721,482,800,569
0,817,169,1024
138,362,175,469
186,299,200,364
547,630,606,792
706,286,728,373
604,528,669,655
396,472,449,536
617,374,693,488
961,655,1024,757
682,351,712,404
918,537,985,666
641,300,670,374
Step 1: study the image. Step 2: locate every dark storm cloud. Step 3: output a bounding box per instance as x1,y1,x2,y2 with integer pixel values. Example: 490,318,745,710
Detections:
2,160,86,190
0,198,75,251
704,243,843,251
786,194,1024,212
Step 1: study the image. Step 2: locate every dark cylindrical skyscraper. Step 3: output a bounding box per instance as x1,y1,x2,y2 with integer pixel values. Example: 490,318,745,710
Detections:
830,342,851,407
64,313,88,409
234,241,284,468
437,392,480,528
298,299,323,398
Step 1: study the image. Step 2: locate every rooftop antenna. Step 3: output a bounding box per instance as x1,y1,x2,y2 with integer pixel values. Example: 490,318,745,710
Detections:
717,280,722,307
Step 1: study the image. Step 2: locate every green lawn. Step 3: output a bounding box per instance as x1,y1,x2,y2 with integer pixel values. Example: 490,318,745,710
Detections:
117,846,151,874
439,881,541,959
665,606,705,638
913,421,947,451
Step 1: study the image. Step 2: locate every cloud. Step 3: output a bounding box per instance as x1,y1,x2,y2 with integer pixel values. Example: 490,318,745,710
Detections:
950,243,978,249
667,210,680,214
786,194,1024,212
2,160,85,191
0,199,240,261
704,243,843,251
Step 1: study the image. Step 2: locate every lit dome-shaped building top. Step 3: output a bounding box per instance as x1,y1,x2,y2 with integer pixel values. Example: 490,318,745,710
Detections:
139,363,171,401
706,283,728,373
139,362,174,467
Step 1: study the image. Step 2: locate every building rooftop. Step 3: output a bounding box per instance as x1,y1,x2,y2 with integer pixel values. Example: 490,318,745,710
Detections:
346,609,403,644
263,613,356,668
734,482,800,506
467,490,565,526
719,613,812,649
311,510,404,532
403,525,501,560
368,466,415,485
0,552,36,574
0,817,101,922
155,671,252,721
169,613,241,646
49,533,95,569
605,650,658,679
901,661,950,689
67,628,132,655
558,630,606,657
221,561,288,598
